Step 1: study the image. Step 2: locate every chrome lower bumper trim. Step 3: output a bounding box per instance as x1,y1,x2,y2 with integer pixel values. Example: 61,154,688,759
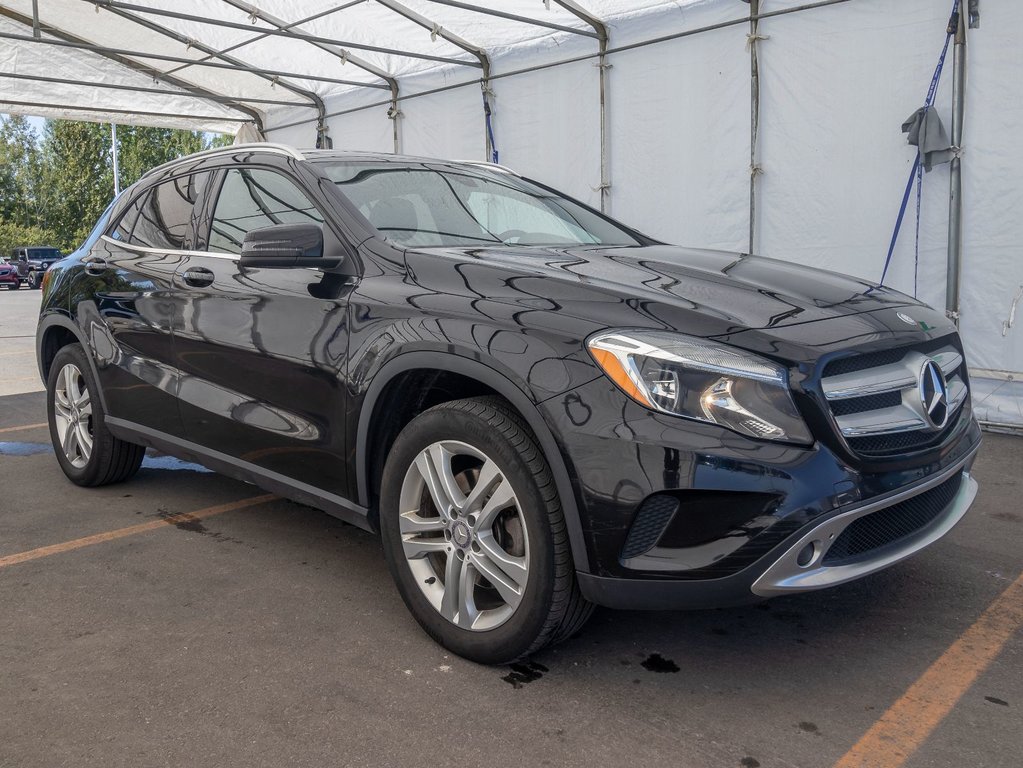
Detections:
751,452,979,597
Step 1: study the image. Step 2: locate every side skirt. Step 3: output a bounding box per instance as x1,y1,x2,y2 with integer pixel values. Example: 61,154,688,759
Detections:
105,417,373,533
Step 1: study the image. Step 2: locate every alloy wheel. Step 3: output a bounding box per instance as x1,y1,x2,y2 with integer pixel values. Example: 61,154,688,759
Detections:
398,440,529,631
53,363,93,469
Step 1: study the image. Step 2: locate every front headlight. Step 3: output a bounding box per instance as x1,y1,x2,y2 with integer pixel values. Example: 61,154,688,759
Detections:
587,330,813,445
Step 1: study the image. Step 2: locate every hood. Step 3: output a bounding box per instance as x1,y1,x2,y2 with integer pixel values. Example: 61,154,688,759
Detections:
404,244,956,364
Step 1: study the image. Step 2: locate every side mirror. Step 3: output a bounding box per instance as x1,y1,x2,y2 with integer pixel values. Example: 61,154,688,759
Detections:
240,223,332,268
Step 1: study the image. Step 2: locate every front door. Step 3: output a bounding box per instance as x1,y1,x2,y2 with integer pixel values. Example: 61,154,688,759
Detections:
171,166,354,499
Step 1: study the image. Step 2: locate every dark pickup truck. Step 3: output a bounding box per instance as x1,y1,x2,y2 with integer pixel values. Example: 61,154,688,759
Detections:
10,246,62,289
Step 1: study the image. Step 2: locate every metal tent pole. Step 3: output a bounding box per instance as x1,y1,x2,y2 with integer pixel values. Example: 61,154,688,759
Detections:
748,0,762,255
551,1,610,213
111,123,120,196
946,8,967,325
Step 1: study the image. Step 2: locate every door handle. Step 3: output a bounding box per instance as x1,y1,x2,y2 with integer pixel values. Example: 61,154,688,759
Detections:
83,257,107,275
182,267,215,287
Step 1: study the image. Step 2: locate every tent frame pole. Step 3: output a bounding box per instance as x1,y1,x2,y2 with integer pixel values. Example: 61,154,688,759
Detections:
425,1,599,39
551,1,610,212
749,0,762,255
374,0,493,161
946,7,967,325
0,6,266,132
219,0,402,150
0,99,251,124
88,1,482,68
161,1,366,82
266,0,850,138
0,72,311,109
0,31,389,90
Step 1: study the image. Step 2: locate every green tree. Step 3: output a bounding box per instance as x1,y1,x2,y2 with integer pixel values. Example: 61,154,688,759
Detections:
39,120,114,250
0,115,44,228
32,120,232,250
0,220,62,257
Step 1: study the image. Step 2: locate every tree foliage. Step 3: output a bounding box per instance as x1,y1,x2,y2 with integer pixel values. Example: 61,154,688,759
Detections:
0,221,62,259
0,115,232,254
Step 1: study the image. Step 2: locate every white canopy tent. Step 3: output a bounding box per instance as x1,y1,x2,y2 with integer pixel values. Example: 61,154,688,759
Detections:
1,0,1020,429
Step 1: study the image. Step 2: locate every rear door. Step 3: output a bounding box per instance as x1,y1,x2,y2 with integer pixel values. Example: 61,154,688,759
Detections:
170,164,355,499
72,172,212,436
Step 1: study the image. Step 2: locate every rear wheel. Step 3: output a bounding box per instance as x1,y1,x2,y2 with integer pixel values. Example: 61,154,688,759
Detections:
27,271,39,289
379,397,592,664
46,344,144,486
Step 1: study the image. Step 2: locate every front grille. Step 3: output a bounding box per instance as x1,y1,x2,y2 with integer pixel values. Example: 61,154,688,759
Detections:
847,418,960,456
830,391,902,417
823,472,963,564
819,336,968,458
824,347,909,377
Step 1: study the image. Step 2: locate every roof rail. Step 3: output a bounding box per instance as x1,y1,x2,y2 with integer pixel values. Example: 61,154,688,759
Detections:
453,159,516,174
141,142,306,180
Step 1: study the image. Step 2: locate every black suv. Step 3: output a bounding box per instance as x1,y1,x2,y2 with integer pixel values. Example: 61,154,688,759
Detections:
36,144,981,663
11,246,62,289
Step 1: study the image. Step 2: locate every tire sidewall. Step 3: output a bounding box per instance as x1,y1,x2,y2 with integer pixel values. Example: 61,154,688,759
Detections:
379,404,558,664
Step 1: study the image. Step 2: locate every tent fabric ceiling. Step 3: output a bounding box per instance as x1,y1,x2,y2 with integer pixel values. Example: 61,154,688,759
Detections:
0,0,681,134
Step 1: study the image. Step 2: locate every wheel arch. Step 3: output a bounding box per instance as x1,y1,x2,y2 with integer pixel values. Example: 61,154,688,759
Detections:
356,351,591,573
36,314,109,414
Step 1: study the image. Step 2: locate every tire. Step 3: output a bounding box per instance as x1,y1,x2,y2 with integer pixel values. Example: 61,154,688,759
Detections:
28,271,39,289
46,344,145,487
379,396,593,664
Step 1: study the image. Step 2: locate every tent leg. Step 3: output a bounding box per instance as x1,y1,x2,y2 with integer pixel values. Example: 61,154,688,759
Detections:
945,7,967,325
598,36,610,214
748,0,762,255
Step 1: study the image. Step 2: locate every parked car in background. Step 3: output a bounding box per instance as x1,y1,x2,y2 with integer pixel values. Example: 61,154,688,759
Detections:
35,144,981,664
11,246,62,289
0,259,20,290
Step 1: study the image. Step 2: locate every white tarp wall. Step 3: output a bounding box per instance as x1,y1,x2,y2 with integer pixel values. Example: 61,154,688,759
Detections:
1,0,1018,427
267,0,1022,429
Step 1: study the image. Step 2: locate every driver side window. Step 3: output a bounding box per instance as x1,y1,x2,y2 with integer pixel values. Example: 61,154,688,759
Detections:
209,168,323,255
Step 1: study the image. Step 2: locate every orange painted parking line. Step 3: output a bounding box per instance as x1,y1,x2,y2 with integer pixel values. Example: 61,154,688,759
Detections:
0,422,47,434
834,571,1023,768
0,494,276,570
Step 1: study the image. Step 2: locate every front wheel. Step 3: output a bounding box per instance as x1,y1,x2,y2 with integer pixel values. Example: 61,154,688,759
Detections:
46,344,145,486
379,397,592,664
27,271,39,289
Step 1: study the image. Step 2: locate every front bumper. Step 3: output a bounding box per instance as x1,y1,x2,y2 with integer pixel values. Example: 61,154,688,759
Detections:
539,376,981,609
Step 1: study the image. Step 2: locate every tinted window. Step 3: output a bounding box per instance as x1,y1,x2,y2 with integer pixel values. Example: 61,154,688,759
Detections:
27,248,61,259
209,168,323,254
131,173,210,249
109,191,147,243
317,161,640,248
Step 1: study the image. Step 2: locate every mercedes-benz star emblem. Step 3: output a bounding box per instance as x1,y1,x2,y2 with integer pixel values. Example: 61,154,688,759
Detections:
919,360,949,429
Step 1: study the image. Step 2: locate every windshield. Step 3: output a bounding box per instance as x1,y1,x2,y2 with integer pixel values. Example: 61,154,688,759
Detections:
317,161,641,248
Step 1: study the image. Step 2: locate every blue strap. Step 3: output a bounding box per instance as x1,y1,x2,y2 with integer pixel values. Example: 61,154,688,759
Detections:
880,0,959,286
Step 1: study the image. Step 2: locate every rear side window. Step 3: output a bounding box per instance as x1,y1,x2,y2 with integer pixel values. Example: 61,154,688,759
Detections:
208,168,323,254
110,172,211,249
109,194,145,242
